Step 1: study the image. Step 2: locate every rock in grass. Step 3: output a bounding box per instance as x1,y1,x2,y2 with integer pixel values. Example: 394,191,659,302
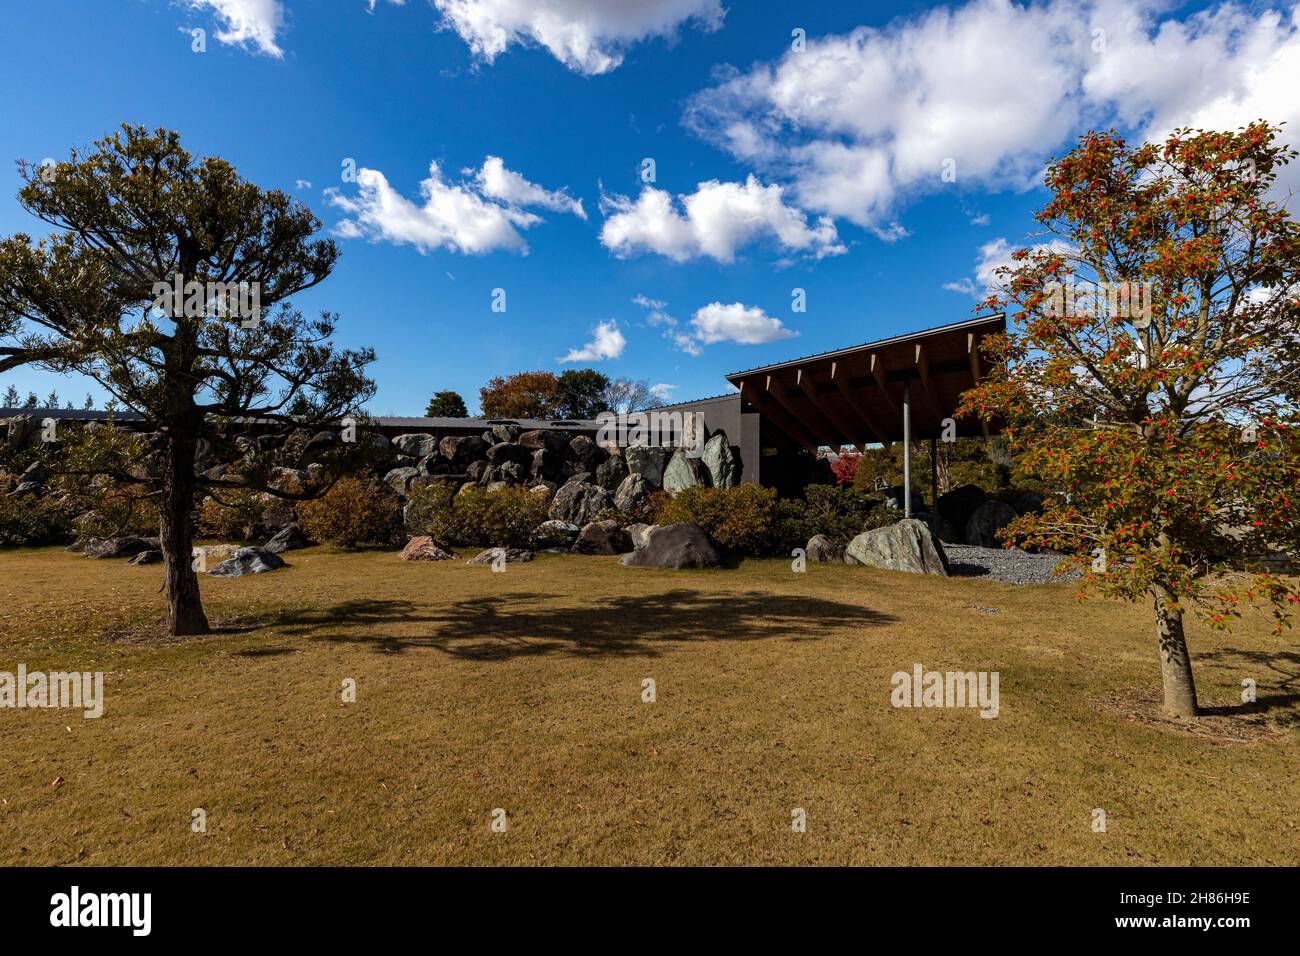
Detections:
805,534,846,563
83,536,161,559
127,549,163,565
265,523,312,554
466,547,534,565
846,519,948,576
400,536,457,561
208,547,286,577
619,523,719,569
573,519,631,555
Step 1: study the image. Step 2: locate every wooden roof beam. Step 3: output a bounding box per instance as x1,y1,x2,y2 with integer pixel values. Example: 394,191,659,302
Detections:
796,368,864,453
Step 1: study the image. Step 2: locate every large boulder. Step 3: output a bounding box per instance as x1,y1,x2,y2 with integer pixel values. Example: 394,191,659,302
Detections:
487,442,533,467
518,429,571,453
613,474,651,512
573,519,631,555
846,519,948,576
466,547,534,565
965,499,1018,548
4,414,41,449
594,451,628,491
625,445,667,486
548,479,612,526
384,466,419,495
568,434,607,471
296,430,338,468
805,534,846,563
701,433,739,489
936,484,987,539
208,547,286,577
1009,490,1045,516
400,536,458,561
619,523,720,569
530,519,580,550
497,461,526,485
265,523,312,554
83,536,160,560
662,450,705,496
393,433,438,459
626,523,653,549
490,423,520,444
439,435,489,464
127,550,163,566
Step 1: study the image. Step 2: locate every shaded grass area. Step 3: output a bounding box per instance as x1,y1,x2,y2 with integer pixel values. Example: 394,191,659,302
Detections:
0,545,1296,865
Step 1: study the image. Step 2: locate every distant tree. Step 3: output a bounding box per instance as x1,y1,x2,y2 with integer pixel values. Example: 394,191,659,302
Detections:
43,390,60,409
479,371,564,419
82,393,94,410
0,125,375,636
22,392,37,407
425,389,468,418
959,122,1300,719
602,377,665,415
556,368,610,419
1,385,17,406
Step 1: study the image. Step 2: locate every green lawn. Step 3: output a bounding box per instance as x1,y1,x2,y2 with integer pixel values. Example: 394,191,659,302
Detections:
0,544,1295,865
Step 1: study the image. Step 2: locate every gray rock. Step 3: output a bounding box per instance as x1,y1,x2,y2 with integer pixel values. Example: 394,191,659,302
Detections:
613,473,651,511
846,519,948,576
518,429,571,453
466,547,534,565
83,536,161,559
530,520,580,550
4,414,40,449
384,466,419,495
209,547,286,576
8,482,43,496
498,461,526,485
805,534,846,563
490,424,521,444
662,450,705,496
701,433,738,489
625,445,666,486
264,523,311,553
1009,491,1045,516
548,479,612,526
127,550,163,565
467,460,492,483
594,453,628,491
965,500,1018,549
393,433,438,458
485,480,510,492
573,519,631,555
619,523,720,569
530,447,563,482
528,482,557,505
569,435,606,470
626,523,653,549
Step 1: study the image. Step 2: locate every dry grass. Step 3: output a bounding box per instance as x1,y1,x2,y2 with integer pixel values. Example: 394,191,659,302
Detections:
0,544,1296,866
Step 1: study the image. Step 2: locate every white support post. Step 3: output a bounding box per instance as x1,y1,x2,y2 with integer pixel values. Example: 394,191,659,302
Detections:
902,381,912,518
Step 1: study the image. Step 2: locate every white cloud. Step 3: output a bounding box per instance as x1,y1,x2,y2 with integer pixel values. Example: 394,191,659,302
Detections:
294,179,312,190
632,294,676,327
561,320,626,363
600,175,845,263
686,0,1300,231
431,0,725,74
649,383,677,400
690,302,798,346
324,157,582,255
475,156,586,219
186,0,285,57
945,235,1076,298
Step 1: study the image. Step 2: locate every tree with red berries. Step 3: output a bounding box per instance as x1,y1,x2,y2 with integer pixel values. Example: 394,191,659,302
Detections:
959,122,1300,719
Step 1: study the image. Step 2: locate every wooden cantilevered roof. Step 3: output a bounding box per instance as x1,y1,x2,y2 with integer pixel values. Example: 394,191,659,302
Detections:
725,314,1005,451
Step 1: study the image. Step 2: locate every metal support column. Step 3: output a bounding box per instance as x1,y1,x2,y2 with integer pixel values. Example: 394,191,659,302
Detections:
902,381,912,518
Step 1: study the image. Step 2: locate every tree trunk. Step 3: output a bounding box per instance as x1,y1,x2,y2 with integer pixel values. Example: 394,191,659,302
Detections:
160,434,209,636
1152,583,1197,718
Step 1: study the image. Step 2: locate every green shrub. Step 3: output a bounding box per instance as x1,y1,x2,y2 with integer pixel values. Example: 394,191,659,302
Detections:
196,488,270,541
298,475,402,549
0,492,73,547
658,484,778,553
769,485,898,551
406,483,547,548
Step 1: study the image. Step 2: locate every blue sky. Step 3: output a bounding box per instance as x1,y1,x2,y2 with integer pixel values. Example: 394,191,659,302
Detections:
2,0,1297,413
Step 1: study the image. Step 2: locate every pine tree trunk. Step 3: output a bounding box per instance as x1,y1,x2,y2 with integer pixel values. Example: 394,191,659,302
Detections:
1152,583,1197,718
160,434,209,636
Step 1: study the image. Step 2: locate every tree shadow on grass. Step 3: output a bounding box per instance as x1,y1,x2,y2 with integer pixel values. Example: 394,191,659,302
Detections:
264,589,898,661
1197,647,1300,727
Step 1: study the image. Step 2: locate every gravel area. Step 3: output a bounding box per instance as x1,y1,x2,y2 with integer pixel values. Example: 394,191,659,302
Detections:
943,544,1079,585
